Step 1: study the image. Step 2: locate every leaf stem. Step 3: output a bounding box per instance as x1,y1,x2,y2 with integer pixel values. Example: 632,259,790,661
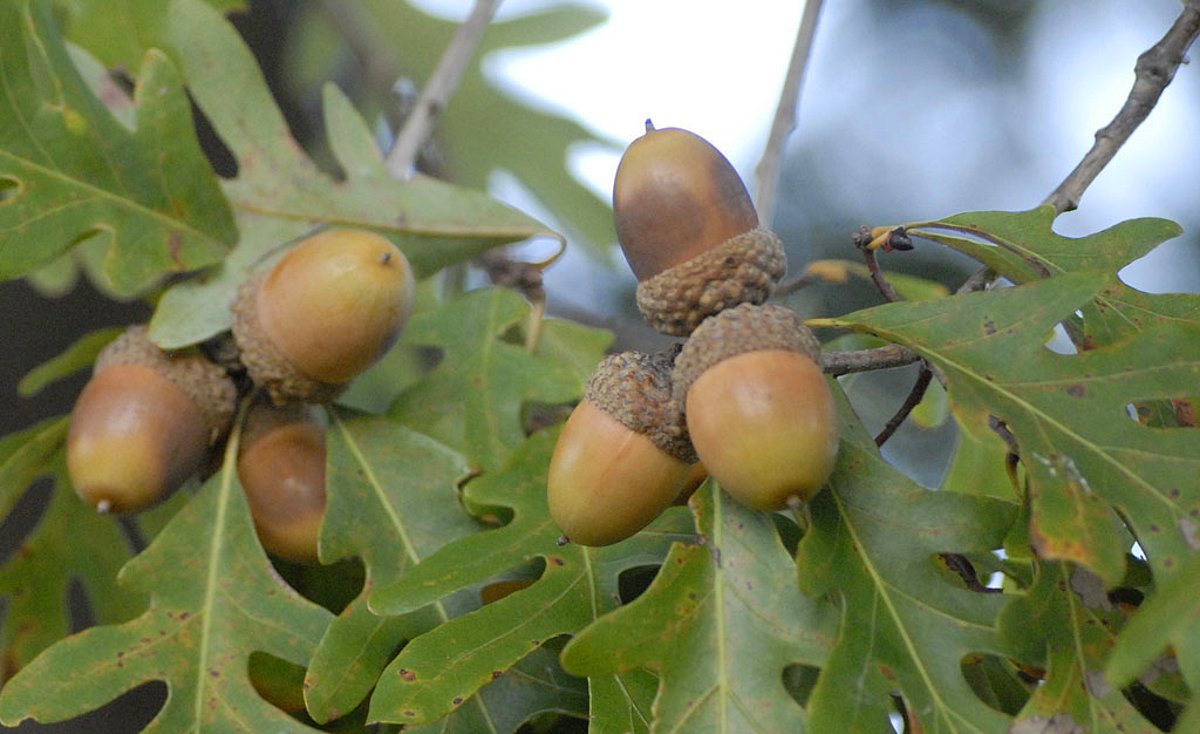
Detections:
384,0,501,178
1043,2,1200,214
754,0,825,226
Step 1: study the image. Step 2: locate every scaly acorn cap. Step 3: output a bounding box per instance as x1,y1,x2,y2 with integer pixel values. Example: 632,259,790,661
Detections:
96,325,237,443
672,303,822,405
584,348,697,464
230,272,347,405
635,227,786,336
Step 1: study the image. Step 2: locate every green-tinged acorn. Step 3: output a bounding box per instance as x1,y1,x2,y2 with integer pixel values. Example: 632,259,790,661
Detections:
67,326,236,513
548,349,699,546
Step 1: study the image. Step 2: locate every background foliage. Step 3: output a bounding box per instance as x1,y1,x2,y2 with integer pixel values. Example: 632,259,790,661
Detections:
1,1,1198,733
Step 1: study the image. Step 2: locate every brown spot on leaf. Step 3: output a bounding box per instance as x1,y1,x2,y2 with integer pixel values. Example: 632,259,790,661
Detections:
1066,384,1086,398
169,231,184,269
491,671,503,680
399,669,416,682
550,556,565,566
452,697,464,706
984,319,996,335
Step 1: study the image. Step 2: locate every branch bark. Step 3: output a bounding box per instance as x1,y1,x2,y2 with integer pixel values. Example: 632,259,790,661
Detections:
385,0,500,179
1043,2,1200,213
754,0,825,226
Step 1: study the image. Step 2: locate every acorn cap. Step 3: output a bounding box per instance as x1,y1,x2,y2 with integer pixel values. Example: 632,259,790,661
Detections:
635,227,786,336
230,272,348,405
96,325,236,443
672,303,822,404
584,348,697,464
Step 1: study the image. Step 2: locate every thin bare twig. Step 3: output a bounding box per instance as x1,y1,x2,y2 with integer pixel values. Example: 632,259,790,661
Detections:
861,247,903,303
754,0,825,226
1044,2,1200,213
874,365,933,446
385,0,500,178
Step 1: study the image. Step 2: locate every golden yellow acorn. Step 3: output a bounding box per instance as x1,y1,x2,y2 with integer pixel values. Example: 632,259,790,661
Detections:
673,304,838,511
547,349,697,546
232,228,415,403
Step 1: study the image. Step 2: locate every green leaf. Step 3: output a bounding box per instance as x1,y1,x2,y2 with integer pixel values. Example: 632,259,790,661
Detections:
302,408,476,724
910,207,1191,347
388,288,587,473
17,327,122,398
822,270,1200,588
52,0,246,72
0,418,142,683
369,430,690,729
0,430,333,731
1105,551,1200,693
0,0,235,295
289,1,618,259
561,481,837,734
796,427,1020,734
131,0,562,347
1001,562,1159,733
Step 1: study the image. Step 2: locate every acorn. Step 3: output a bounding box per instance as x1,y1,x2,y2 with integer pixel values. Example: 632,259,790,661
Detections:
613,121,787,336
236,399,327,564
547,349,698,546
232,228,415,404
673,304,838,511
67,326,237,513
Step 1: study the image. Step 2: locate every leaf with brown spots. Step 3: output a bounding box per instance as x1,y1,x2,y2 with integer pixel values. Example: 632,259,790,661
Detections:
0,418,142,685
796,410,1020,734
1001,561,1160,733
0,422,332,732
0,0,235,296
824,270,1200,589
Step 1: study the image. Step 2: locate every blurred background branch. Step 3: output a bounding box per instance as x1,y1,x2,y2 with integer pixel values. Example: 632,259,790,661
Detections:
1043,1,1200,213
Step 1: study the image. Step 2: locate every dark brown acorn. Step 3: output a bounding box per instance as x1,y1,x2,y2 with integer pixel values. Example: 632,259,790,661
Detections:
613,121,786,335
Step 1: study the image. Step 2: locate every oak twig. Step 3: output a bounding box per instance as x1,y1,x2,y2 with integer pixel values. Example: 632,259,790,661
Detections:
754,0,825,226
861,247,903,304
1043,2,1200,213
874,365,933,447
821,344,922,376
385,0,500,178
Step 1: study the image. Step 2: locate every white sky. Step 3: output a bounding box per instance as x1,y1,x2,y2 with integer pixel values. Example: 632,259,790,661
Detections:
411,0,1198,296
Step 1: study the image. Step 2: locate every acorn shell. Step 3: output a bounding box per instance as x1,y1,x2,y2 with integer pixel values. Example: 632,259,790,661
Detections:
613,125,759,281
231,228,414,404
672,303,837,511
635,228,786,337
67,326,237,513
237,400,327,564
231,272,347,405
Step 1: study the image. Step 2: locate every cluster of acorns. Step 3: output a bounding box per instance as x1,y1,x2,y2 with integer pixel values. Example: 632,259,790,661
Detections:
547,122,839,546
66,228,415,563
